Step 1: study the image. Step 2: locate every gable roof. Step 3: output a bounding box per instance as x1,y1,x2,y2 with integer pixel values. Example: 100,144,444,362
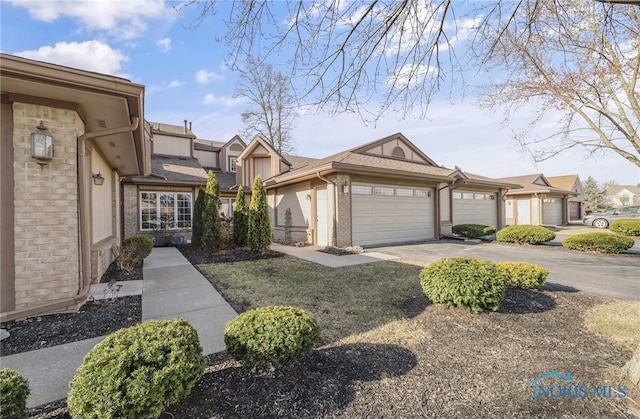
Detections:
497,174,576,196
267,133,517,189
238,135,291,166
350,132,439,166
283,155,320,170
607,185,640,195
547,175,580,191
149,121,196,139
123,155,208,185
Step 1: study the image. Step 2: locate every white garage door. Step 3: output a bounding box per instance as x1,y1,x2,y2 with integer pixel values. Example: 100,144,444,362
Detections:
542,198,563,225
452,191,498,227
351,184,434,246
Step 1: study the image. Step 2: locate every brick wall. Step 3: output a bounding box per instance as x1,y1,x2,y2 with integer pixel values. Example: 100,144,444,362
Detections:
123,183,138,239
335,174,352,247
12,103,83,309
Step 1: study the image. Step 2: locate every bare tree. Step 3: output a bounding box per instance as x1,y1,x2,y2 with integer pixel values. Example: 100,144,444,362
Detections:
236,58,297,154
476,0,640,168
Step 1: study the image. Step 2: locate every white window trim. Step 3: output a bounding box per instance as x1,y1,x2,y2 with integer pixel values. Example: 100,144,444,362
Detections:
229,157,238,172
139,192,193,231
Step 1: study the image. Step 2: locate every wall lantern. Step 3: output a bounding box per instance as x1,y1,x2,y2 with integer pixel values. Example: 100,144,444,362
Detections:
342,180,349,195
92,172,105,186
31,121,53,166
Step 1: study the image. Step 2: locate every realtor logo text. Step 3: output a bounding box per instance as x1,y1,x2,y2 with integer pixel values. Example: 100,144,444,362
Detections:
531,371,627,400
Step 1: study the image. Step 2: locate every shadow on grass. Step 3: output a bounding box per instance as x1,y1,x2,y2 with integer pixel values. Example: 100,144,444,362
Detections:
164,343,417,419
499,288,556,314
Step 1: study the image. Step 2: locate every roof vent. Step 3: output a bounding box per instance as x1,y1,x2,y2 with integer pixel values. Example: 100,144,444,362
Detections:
97,119,107,129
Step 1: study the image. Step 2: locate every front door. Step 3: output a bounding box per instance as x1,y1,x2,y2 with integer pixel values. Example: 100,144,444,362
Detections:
517,199,531,224
316,188,328,246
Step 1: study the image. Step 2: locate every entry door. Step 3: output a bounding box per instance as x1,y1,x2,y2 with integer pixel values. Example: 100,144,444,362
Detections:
517,199,531,224
316,188,328,246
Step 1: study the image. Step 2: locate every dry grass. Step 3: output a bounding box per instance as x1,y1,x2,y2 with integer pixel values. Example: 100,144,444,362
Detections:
584,301,640,351
197,256,424,345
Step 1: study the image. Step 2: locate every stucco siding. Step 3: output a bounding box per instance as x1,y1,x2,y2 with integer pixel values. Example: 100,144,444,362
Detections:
153,134,191,157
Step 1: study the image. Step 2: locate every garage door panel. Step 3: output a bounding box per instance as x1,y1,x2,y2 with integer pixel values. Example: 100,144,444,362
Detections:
352,184,434,246
542,200,562,225
452,191,498,227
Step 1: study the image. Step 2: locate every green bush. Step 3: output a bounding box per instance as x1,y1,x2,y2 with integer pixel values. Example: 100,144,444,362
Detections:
452,224,497,239
0,369,29,419
610,219,640,236
68,318,205,419
224,306,320,369
496,225,556,244
232,186,249,247
562,233,635,254
117,235,153,273
496,261,549,290
248,176,272,253
419,257,508,313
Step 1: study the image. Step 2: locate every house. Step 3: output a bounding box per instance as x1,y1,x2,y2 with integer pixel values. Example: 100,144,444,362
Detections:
1,53,149,321
236,134,518,247
0,52,518,321
606,185,640,207
496,174,577,226
121,121,246,245
547,175,584,221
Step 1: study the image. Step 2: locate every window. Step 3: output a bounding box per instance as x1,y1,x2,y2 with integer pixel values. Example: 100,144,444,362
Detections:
374,186,394,196
396,188,414,197
415,189,432,198
351,185,372,195
463,192,474,199
140,192,192,230
452,192,462,199
392,146,405,159
229,157,238,172
220,198,237,218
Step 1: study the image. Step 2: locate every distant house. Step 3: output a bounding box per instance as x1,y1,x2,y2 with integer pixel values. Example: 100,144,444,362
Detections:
496,174,577,226
606,185,640,207
547,175,584,221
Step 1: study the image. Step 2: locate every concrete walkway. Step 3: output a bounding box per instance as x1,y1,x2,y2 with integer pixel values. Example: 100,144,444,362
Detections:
1,247,237,408
270,242,398,267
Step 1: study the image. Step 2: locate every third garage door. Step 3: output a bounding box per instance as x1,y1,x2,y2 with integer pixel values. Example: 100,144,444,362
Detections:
351,184,434,246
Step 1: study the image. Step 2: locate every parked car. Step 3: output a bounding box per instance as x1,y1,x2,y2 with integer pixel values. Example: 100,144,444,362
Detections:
583,206,640,228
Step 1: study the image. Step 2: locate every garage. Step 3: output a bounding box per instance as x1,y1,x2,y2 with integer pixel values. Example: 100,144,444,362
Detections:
351,183,434,246
452,191,498,227
542,197,563,225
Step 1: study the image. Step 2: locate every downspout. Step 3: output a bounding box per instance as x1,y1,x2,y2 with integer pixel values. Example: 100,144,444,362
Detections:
1,117,141,322
316,172,337,247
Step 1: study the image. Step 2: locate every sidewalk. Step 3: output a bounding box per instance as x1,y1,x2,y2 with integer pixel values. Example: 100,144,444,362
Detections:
0,247,237,408
270,243,398,267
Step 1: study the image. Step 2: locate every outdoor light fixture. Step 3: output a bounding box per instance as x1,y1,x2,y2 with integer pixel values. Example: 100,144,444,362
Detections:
31,121,53,166
342,180,349,195
92,172,105,186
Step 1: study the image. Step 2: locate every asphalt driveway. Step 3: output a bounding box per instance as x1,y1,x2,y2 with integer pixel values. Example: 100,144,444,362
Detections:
374,240,640,301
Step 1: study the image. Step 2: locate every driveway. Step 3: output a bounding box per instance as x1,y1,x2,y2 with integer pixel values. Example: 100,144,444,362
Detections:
373,240,640,301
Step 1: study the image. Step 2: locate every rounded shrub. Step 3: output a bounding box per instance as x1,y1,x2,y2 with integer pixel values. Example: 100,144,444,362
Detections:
117,235,154,273
562,233,635,254
419,257,508,313
610,219,640,236
496,225,556,244
68,318,205,419
496,261,549,290
0,368,29,419
224,306,320,369
452,224,497,239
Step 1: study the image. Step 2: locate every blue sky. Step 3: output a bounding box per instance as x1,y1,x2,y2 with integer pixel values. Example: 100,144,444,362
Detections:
1,0,639,185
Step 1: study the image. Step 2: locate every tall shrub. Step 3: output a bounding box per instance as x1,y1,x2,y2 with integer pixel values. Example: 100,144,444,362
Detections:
0,368,29,419
201,171,224,250
191,189,205,247
248,176,272,252
232,186,249,247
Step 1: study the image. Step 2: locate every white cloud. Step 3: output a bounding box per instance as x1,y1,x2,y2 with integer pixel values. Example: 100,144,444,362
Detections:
8,0,170,40
156,37,172,53
15,40,129,77
196,69,223,84
168,80,184,88
202,93,244,107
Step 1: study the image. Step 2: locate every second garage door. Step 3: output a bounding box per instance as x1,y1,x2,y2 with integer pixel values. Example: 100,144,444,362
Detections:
452,191,498,227
542,198,563,225
351,184,434,246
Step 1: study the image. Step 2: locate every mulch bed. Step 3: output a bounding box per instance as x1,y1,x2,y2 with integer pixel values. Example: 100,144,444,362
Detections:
3,246,637,418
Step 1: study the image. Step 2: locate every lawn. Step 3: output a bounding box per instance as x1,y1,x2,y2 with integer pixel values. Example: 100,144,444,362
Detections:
161,253,640,418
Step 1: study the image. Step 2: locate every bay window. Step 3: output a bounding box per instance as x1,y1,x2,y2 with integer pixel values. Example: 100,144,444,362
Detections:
140,192,192,230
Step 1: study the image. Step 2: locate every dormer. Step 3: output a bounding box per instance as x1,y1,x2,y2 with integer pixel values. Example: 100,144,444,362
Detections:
236,136,291,187
149,120,195,158
220,135,247,174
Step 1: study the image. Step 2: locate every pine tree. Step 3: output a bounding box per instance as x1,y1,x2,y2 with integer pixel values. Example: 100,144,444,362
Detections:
232,186,249,247
248,176,272,252
583,176,606,213
191,189,205,247
201,171,224,249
